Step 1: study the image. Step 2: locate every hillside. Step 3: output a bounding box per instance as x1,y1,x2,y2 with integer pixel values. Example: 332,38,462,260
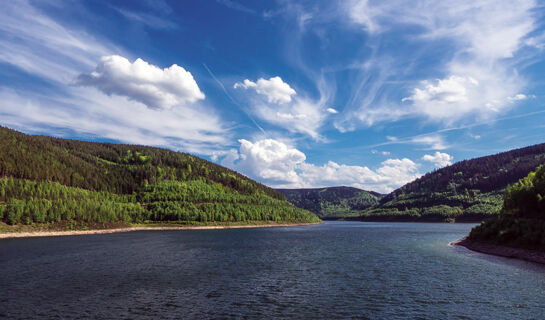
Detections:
468,164,545,251
358,143,545,221
276,187,382,218
0,126,320,231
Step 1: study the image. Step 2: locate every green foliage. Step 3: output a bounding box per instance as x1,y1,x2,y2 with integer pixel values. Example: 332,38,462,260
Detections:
355,143,545,221
0,126,285,200
0,178,319,226
469,164,545,250
470,216,545,249
502,164,545,218
277,186,381,218
0,127,320,228
355,205,465,222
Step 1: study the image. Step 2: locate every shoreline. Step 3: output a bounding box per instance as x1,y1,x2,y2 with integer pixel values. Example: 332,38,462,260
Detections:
0,222,322,239
451,237,545,265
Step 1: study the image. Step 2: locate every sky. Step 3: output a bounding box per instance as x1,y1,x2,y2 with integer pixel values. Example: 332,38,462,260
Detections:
1,0,545,193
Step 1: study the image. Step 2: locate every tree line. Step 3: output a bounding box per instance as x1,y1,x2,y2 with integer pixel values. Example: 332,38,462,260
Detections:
0,126,285,200
360,142,545,221
470,164,545,249
0,178,319,226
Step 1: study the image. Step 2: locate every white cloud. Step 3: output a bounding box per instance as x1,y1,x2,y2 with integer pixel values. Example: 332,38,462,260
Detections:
371,150,390,156
77,55,204,110
254,97,328,139
0,0,118,83
340,0,539,127
346,0,536,59
234,76,296,104
400,70,526,121
221,138,422,193
114,8,178,29
422,152,453,168
507,93,529,101
0,1,228,155
0,87,228,155
326,107,339,114
234,75,331,139
223,139,306,183
409,135,448,150
382,134,448,150
216,0,255,14
402,76,478,118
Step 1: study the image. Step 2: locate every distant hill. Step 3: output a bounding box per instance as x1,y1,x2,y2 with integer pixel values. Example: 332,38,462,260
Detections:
276,186,382,218
359,142,545,221
0,126,319,231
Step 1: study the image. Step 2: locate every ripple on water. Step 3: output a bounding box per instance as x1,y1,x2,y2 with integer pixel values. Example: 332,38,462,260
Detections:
1,222,544,319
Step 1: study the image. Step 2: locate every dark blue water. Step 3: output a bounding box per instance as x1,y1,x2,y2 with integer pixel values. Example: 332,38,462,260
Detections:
1,221,544,319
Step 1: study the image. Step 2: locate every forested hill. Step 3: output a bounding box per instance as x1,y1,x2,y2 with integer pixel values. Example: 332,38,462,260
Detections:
360,142,545,221
0,126,320,230
469,164,545,250
276,187,382,218
0,126,280,198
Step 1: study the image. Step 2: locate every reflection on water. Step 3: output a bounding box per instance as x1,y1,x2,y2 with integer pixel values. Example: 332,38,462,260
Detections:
0,221,544,319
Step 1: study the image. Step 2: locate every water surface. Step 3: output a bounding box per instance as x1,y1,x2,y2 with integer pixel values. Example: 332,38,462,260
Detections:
1,221,544,319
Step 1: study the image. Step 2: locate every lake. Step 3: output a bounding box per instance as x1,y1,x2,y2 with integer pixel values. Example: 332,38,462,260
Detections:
1,221,544,319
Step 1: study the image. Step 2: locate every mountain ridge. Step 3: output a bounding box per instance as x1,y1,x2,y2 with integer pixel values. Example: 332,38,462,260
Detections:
279,142,545,221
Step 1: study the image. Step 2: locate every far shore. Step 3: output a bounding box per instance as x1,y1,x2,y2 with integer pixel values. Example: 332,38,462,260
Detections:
451,237,545,265
0,222,322,239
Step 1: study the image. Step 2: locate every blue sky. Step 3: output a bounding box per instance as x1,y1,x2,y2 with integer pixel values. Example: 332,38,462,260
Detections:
1,0,545,193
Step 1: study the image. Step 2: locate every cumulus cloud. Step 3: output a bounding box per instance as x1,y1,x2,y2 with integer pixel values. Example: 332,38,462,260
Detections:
326,107,339,114
299,158,420,193
234,76,296,104
222,139,306,183
401,70,526,121
77,55,204,110
402,76,478,117
422,152,454,168
222,138,422,193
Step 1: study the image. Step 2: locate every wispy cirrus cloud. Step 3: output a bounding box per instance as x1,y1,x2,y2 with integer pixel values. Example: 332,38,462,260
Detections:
0,0,118,83
0,0,229,155
333,0,543,129
374,134,449,151
216,0,256,14
113,7,178,29
0,87,229,155
234,75,332,140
